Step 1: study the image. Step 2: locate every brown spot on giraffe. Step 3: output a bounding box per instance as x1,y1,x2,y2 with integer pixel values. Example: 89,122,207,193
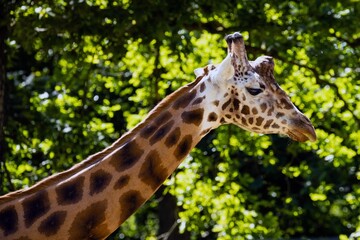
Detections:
140,111,172,139
173,90,197,109
203,65,210,75
139,150,168,190
195,75,204,82
233,98,240,111
68,200,109,240
192,96,205,105
272,123,280,129
154,111,172,126
89,170,112,196
260,103,267,113
241,105,250,115
181,108,204,126
263,119,274,129
213,100,219,106
248,117,254,125
252,107,258,114
113,175,130,190
174,135,193,160
256,117,264,126
110,141,144,172
208,112,218,122
267,106,275,116
119,191,145,222
280,98,293,109
241,117,248,126
222,99,231,110
0,205,18,236
55,176,85,206
23,191,50,228
200,82,206,92
165,127,181,148
149,120,175,145
276,112,285,118
140,125,157,139
38,211,67,236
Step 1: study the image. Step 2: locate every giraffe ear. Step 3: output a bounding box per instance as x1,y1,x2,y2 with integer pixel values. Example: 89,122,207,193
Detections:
194,67,205,78
211,54,234,82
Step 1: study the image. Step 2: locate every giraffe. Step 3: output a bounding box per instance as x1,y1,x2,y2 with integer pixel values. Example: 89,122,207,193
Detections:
0,32,316,240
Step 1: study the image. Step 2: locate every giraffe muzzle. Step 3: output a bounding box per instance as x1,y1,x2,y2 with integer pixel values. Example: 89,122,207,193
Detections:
288,117,317,142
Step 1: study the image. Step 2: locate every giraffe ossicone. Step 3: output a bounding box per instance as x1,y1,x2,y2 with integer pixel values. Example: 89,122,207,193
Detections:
0,32,316,240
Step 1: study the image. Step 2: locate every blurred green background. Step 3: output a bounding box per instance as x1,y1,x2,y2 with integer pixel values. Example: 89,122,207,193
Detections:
0,0,359,239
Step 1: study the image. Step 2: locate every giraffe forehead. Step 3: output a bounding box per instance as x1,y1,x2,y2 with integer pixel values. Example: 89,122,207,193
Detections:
232,69,262,87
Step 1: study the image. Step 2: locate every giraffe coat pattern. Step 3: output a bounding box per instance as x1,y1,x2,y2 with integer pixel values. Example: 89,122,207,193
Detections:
0,32,316,239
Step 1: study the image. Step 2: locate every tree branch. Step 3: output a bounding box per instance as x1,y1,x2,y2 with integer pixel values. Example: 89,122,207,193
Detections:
157,221,179,240
329,32,360,48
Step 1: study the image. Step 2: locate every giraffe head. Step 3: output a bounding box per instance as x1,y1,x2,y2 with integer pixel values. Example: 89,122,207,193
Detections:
203,32,316,142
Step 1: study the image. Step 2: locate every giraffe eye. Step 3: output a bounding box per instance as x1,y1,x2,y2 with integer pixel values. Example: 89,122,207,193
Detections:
246,87,263,96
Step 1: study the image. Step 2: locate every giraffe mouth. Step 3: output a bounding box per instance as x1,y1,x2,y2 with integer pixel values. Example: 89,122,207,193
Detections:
287,123,317,142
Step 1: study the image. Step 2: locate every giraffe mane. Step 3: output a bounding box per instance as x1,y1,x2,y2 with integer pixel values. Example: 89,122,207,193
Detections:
0,65,212,205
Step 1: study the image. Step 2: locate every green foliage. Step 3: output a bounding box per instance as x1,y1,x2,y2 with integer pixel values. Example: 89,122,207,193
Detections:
1,0,359,239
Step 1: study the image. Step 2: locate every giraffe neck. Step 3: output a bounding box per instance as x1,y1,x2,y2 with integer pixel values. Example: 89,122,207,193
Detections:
0,70,223,240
